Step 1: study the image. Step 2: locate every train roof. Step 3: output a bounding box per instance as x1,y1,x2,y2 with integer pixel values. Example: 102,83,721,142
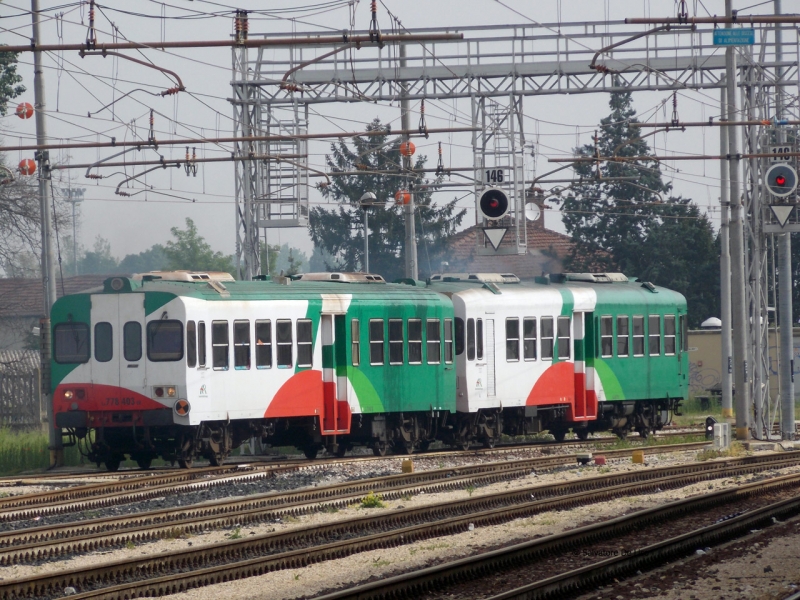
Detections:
77,273,447,303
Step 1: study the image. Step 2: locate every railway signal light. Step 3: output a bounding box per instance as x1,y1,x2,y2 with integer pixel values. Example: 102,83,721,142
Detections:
479,187,509,220
765,163,798,198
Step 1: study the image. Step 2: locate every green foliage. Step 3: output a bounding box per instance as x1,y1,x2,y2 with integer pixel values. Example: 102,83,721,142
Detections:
309,118,465,281
0,50,25,116
118,244,167,274
228,526,242,539
164,218,234,274
465,484,476,496
360,491,386,508
557,87,720,327
125,540,136,550
77,236,120,275
0,428,83,475
272,243,308,276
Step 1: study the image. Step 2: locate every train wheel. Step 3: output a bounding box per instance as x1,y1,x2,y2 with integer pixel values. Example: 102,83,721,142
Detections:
613,428,629,441
393,440,413,455
637,428,650,440
418,441,431,453
482,437,497,449
303,445,319,460
136,458,153,470
334,443,348,458
178,457,194,469
105,456,122,472
575,429,590,441
551,429,566,443
372,441,388,457
208,451,224,467
458,440,471,451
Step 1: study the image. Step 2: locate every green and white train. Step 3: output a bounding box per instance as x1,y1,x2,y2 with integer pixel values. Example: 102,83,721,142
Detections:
50,270,688,469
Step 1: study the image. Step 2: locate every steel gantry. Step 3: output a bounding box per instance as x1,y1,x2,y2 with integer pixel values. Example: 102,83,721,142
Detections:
231,15,799,440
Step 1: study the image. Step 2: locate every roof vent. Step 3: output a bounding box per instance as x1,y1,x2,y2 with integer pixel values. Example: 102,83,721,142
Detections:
133,270,235,283
207,280,230,296
430,272,520,284
557,273,629,283
293,272,385,283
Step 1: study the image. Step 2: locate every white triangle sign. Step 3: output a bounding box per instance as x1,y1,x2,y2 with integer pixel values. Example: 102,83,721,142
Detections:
483,227,508,251
770,204,795,227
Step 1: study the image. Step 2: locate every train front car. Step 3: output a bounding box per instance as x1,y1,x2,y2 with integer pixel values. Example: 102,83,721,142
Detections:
51,271,457,469
427,272,688,446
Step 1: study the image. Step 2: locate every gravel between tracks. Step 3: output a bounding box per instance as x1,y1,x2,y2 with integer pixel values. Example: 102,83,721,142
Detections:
2,448,796,600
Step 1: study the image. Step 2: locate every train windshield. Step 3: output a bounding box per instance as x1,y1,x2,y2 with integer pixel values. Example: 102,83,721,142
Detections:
54,323,90,364
146,320,184,361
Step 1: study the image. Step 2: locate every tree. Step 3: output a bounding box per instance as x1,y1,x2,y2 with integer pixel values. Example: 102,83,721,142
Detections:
0,50,25,116
309,118,465,281
118,244,167,274
557,87,719,327
76,236,119,275
164,218,234,273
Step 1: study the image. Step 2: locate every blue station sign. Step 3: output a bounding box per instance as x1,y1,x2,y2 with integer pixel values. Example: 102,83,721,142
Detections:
713,28,755,46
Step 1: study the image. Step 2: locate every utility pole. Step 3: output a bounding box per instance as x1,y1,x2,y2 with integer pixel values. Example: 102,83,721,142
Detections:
64,187,85,275
725,0,751,439
720,82,734,420
400,42,418,280
774,0,795,440
31,0,63,466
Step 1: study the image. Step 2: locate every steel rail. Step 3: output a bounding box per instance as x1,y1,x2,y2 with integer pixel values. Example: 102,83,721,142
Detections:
313,471,800,600
0,440,712,565
8,453,798,600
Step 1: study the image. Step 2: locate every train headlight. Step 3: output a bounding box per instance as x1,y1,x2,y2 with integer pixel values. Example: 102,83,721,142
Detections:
64,390,74,400
167,387,176,397
76,389,85,400
155,387,164,397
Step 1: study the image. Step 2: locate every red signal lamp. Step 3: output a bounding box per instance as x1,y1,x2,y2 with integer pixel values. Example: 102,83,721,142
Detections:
776,175,786,186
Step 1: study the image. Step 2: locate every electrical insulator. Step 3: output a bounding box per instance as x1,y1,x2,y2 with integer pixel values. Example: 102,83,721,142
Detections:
18,159,36,176
399,141,416,157
15,102,33,119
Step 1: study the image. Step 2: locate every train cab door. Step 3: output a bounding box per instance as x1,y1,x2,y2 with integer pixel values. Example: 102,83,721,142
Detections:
91,295,120,394
117,294,148,403
320,314,351,434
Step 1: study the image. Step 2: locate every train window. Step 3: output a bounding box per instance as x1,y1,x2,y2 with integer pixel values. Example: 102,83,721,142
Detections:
557,317,571,360
212,321,229,370
234,320,250,370
467,318,476,361
408,319,422,364
616,316,629,357
198,322,206,368
147,320,184,362
389,319,404,365
444,319,454,364
632,316,645,357
600,316,613,358
276,320,293,368
351,320,360,367
455,318,465,356
186,321,197,368
648,315,661,356
95,322,113,363
427,319,441,364
476,319,484,361
122,322,141,362
54,323,90,364
664,315,676,355
541,317,554,360
255,320,272,368
297,319,313,367
369,319,384,365
523,318,537,361
506,318,520,362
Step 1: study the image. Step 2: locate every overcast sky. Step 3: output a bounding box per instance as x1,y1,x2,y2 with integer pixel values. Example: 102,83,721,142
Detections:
0,0,788,266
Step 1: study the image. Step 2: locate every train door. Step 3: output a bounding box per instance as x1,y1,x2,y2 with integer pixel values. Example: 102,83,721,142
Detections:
485,319,496,397
320,314,351,434
570,312,597,420
472,317,487,402
91,295,120,391
118,294,147,402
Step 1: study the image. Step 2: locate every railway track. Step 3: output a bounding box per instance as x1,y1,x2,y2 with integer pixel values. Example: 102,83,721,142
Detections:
311,469,800,599
0,442,709,562
0,444,796,599
0,432,706,521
